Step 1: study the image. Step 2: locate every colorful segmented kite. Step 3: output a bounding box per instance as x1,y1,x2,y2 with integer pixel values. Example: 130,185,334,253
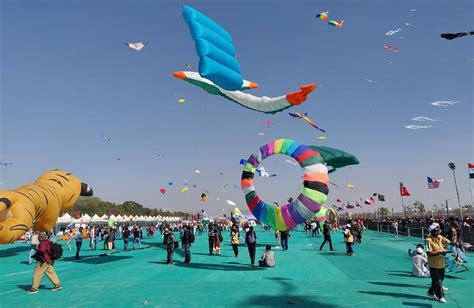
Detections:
175,6,317,114
241,139,330,231
289,112,326,133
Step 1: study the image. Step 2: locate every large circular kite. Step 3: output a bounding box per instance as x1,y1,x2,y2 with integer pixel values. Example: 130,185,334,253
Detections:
241,139,329,231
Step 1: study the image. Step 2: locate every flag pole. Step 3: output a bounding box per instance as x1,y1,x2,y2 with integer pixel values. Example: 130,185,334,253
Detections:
428,187,433,216
468,166,474,207
401,195,405,218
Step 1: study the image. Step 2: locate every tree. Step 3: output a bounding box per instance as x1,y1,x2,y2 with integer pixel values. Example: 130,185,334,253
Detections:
379,207,389,217
413,201,425,217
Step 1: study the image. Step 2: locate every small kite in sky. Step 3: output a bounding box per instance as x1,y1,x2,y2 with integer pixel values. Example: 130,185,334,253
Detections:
385,28,402,36
431,101,460,107
411,116,437,122
346,184,355,189
263,119,273,128
316,136,327,140
441,31,474,40
328,20,344,28
226,200,237,206
289,112,326,133
160,188,166,194
258,132,265,136
195,169,201,174
184,64,195,69
256,167,277,178
410,8,417,12
405,22,412,26
315,11,329,21
365,79,374,84
405,125,433,130
125,41,147,51
384,45,399,52
200,193,208,202
101,134,111,142
0,162,13,166
181,187,189,193
286,159,298,165
157,154,165,158
463,57,474,61
178,98,186,104
168,182,173,186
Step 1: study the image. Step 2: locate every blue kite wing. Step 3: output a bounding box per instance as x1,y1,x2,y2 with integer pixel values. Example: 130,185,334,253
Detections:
182,6,243,91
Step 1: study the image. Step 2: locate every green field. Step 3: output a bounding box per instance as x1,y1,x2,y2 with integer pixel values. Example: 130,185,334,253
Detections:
0,230,472,307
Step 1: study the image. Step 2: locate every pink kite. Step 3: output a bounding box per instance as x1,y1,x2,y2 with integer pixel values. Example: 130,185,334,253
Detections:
384,45,399,52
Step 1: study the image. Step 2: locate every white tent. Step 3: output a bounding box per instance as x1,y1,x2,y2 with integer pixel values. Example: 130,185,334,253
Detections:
116,215,124,221
81,214,92,223
57,213,72,224
100,214,108,220
109,214,116,221
138,215,145,222
91,214,106,224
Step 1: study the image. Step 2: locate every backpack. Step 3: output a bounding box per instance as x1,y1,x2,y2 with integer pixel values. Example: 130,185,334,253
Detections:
50,242,63,261
247,231,256,244
190,233,195,243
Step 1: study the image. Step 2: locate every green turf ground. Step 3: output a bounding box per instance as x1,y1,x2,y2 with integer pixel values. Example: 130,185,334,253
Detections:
0,230,472,307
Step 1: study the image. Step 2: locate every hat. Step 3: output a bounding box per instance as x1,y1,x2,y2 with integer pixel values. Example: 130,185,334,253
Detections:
38,232,47,237
416,247,424,254
429,223,440,232
346,224,351,227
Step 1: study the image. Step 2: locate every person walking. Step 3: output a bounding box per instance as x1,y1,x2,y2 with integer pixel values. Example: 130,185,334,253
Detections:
280,229,290,251
163,228,176,265
343,224,354,256
133,227,142,249
75,227,83,260
208,224,216,255
245,226,257,266
27,232,62,294
181,225,194,264
311,221,317,238
319,220,334,251
123,227,131,251
231,224,240,257
89,227,97,251
426,223,451,303
259,245,276,267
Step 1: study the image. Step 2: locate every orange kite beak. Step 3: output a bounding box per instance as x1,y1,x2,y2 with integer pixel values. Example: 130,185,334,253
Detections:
173,71,186,80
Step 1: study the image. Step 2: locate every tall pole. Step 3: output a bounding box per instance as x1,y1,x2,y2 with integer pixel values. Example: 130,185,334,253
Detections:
445,199,449,218
451,168,463,220
468,166,474,208
401,196,406,218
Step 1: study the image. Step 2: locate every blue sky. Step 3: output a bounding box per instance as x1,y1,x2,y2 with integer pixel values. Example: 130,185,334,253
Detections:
1,0,472,216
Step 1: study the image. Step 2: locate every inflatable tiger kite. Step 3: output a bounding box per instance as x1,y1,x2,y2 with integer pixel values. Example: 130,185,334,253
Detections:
0,170,93,244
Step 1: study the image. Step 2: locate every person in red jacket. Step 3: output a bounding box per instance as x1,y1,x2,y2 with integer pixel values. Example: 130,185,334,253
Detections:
27,232,62,294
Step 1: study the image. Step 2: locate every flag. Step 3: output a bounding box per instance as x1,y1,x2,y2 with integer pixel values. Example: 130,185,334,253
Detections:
469,163,474,179
427,176,443,189
378,194,385,201
336,198,342,202
370,196,377,204
400,182,411,196
355,202,361,207
364,198,372,205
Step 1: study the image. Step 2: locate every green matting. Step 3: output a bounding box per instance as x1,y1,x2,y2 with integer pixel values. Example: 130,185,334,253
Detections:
0,230,472,307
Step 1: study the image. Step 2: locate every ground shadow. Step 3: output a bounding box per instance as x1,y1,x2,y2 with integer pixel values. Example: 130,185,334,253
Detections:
402,302,433,307
192,252,230,257
148,261,169,265
387,273,415,278
174,262,265,271
358,291,433,301
368,282,427,289
241,295,337,307
15,284,56,291
319,252,346,256
0,246,31,258
60,255,133,264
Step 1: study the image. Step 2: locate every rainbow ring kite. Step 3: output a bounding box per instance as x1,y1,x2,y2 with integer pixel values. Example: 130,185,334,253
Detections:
241,139,329,231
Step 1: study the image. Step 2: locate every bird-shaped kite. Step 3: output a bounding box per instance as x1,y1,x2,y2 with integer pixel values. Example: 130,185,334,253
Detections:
289,112,326,132
315,11,329,21
125,41,147,51
174,6,317,114
329,20,344,28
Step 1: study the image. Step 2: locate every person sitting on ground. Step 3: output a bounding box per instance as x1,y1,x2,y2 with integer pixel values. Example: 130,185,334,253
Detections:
259,245,276,267
409,244,427,258
412,247,430,277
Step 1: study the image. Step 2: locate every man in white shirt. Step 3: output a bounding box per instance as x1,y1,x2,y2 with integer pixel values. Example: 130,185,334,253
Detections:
412,247,429,277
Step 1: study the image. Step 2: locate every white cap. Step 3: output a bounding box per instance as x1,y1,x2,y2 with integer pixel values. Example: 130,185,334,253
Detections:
416,247,424,254
429,223,440,232
346,224,351,227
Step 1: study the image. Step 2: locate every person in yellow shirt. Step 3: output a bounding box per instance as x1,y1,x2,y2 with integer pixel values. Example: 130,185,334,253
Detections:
426,222,452,304
343,224,354,256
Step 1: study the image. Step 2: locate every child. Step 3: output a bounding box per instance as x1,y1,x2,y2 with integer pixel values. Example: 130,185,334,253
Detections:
274,230,281,249
213,231,221,256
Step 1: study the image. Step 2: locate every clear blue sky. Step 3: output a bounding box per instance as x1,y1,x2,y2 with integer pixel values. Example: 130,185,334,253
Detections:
1,0,472,216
